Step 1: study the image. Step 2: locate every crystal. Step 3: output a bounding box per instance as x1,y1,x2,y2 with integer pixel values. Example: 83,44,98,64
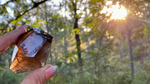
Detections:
10,28,53,73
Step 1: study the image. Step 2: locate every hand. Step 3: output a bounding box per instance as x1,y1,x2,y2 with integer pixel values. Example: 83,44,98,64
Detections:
0,25,57,84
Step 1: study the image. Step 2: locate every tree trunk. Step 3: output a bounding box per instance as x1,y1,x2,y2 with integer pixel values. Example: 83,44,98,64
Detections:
73,2,82,66
64,28,68,64
44,4,53,64
55,35,58,60
128,30,134,78
118,40,123,65
49,50,53,64
84,35,90,60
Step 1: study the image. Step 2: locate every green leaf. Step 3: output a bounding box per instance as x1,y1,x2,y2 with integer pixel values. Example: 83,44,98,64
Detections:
75,14,79,18
10,20,17,25
25,20,30,24
35,22,40,26
17,16,23,21
65,24,69,29
38,19,47,24
17,23,21,26
0,67,6,71
73,28,80,34
32,24,39,28
70,58,74,62
79,13,82,15
4,7,8,13
85,17,89,21
16,0,20,3
53,14,59,18
87,23,93,28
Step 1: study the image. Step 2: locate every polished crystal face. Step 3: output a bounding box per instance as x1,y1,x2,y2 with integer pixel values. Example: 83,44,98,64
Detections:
10,28,53,73
20,33,46,57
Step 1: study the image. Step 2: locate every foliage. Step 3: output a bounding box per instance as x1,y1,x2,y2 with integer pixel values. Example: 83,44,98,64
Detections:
1,0,150,84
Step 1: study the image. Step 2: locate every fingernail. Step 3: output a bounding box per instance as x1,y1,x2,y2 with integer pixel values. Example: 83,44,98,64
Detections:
45,66,58,79
17,25,28,30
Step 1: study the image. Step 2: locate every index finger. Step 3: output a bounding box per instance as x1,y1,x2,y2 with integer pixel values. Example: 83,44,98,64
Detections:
0,25,28,53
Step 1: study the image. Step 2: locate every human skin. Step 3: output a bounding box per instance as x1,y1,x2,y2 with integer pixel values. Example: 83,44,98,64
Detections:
0,25,57,84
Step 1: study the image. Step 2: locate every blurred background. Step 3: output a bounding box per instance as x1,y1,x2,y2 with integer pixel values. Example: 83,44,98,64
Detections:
0,0,150,84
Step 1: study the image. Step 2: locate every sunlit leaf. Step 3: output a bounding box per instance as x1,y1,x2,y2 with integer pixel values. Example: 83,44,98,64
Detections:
35,22,40,26
87,23,93,28
73,28,80,34
38,19,47,24
85,17,89,21
17,16,23,21
32,24,39,28
54,14,59,18
25,20,30,24
75,14,79,18
10,20,17,25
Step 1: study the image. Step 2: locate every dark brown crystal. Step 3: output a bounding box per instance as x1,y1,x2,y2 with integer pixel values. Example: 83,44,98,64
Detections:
10,28,53,73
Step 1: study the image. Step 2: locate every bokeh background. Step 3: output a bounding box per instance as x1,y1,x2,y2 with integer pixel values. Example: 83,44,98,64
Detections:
1,0,150,84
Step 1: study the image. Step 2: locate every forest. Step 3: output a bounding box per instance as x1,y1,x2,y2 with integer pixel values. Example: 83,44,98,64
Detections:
0,0,150,84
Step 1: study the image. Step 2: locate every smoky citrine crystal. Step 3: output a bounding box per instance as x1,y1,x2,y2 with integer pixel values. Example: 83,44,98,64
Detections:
10,28,53,73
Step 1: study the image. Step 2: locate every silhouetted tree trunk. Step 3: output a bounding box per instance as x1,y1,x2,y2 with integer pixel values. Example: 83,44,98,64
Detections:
72,2,82,66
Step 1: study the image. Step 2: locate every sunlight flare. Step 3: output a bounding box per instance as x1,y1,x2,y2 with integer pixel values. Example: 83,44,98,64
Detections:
110,5,127,20
101,2,128,21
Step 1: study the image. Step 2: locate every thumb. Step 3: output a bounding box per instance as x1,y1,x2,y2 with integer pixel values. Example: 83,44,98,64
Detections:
21,65,58,84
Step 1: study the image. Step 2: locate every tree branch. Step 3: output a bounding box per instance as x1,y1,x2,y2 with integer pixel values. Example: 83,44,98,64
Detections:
1,0,48,32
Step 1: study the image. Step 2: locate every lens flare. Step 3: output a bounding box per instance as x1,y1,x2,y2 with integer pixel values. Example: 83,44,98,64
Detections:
101,2,127,21
110,5,127,20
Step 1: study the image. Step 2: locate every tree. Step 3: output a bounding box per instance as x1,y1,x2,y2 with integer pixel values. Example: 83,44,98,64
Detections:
0,0,49,34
